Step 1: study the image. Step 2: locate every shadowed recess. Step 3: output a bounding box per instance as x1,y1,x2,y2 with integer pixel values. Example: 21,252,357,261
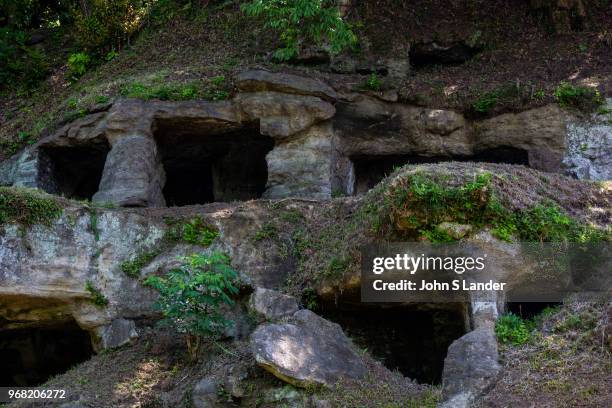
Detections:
351,147,529,194
154,123,274,206
38,141,110,200
0,321,93,386
319,302,467,385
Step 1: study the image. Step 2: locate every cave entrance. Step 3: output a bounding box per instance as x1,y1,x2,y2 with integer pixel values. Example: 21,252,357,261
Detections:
0,321,94,386
351,147,529,194
507,302,561,320
39,142,110,200
319,302,467,384
155,126,274,206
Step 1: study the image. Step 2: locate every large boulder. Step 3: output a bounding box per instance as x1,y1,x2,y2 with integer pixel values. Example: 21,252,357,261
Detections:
248,287,299,321
250,309,366,388
441,327,501,407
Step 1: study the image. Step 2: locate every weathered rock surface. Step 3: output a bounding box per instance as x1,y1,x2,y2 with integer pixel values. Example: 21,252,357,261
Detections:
0,200,302,346
441,327,501,407
0,70,599,208
249,287,299,321
236,92,335,138
236,70,337,102
251,309,366,387
92,135,166,207
563,98,612,180
477,104,566,172
264,123,334,199
91,318,138,351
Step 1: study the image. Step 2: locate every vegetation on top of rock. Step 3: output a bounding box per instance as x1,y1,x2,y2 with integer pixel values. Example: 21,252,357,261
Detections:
242,0,357,60
472,82,546,115
165,216,219,246
380,171,609,243
119,75,230,101
0,187,63,227
144,252,239,360
554,81,604,111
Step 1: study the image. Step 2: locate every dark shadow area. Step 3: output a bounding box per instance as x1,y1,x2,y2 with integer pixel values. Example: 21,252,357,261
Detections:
154,124,274,206
39,142,110,200
0,322,94,386
507,302,561,320
351,147,529,194
409,41,481,67
319,300,467,384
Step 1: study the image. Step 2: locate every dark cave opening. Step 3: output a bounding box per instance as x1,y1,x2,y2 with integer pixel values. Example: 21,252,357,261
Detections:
351,147,529,194
0,322,94,386
155,125,274,206
319,302,467,385
507,302,561,320
39,142,110,200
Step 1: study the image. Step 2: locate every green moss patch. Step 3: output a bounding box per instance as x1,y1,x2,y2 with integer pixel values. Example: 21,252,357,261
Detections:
121,249,162,278
0,187,62,227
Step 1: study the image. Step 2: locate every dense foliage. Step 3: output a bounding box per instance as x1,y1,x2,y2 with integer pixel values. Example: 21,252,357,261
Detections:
144,252,239,359
242,0,357,60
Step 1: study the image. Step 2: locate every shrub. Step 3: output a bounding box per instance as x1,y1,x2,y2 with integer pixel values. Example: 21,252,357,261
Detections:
360,73,382,91
242,0,357,60
166,216,219,246
144,252,239,360
495,313,533,345
554,82,604,111
67,52,91,81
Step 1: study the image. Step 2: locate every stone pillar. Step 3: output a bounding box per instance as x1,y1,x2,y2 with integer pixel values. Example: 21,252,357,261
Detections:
263,123,333,199
92,135,166,207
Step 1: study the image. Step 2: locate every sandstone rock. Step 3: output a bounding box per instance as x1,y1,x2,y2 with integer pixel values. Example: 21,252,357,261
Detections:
45,112,108,147
236,70,337,102
442,327,501,404
249,287,299,321
264,123,334,199
237,92,335,138
92,318,138,351
92,135,166,207
251,309,366,387
476,104,566,172
191,377,219,408
421,109,466,135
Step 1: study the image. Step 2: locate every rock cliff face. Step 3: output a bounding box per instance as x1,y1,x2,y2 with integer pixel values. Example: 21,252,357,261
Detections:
0,70,610,406
1,70,607,209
